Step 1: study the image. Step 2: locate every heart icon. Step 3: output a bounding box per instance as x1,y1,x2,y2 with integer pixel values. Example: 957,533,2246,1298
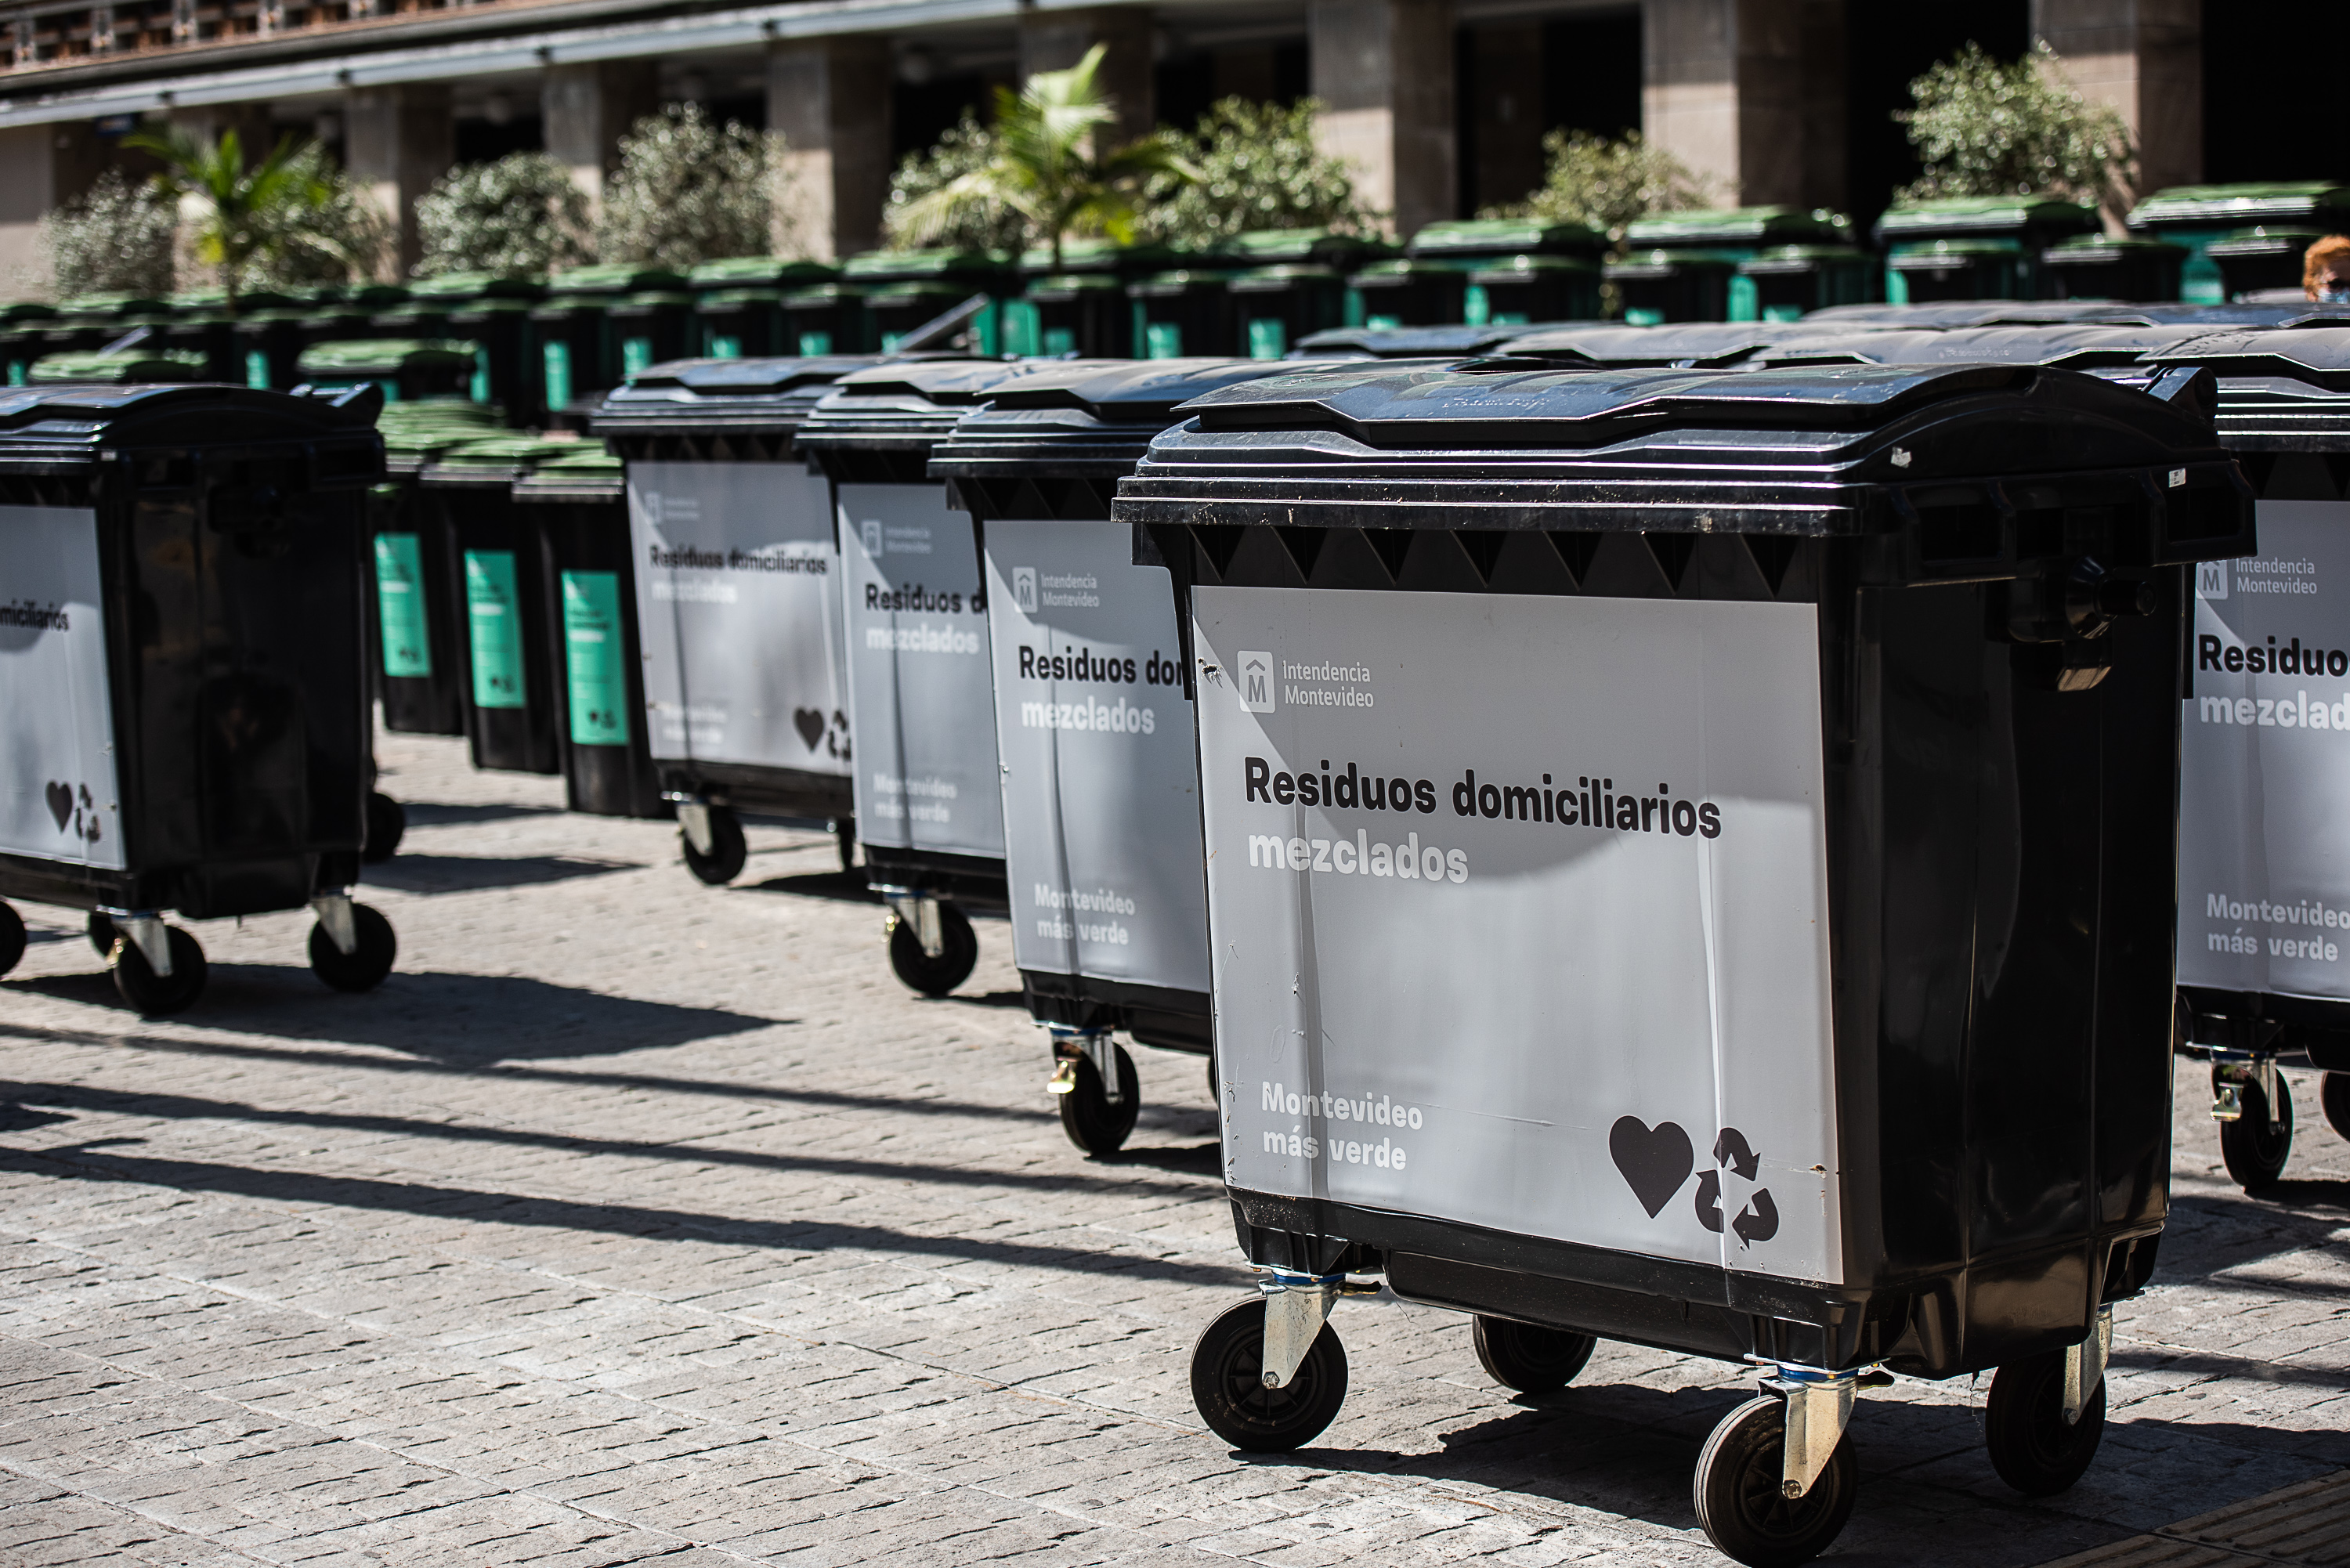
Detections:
45,781,73,831
1609,1115,1695,1219
793,708,826,751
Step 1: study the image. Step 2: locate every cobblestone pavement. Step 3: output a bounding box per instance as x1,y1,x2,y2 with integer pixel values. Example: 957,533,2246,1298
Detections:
1,731,2346,1568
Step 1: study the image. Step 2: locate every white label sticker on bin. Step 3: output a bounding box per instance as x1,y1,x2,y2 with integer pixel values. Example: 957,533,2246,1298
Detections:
1195,585,1842,1284
627,462,851,775
2179,500,2350,1001
839,483,1005,859
985,518,1208,993
0,506,125,870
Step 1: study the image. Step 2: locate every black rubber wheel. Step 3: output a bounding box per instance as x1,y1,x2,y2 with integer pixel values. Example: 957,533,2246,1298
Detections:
1984,1348,2107,1497
110,926,208,1017
2218,1075,2294,1191
87,911,117,957
681,807,747,886
309,903,399,993
2321,1072,2350,1143
835,818,857,873
1190,1295,1348,1453
0,901,24,978
1058,1043,1141,1156
887,901,978,996
1472,1315,1598,1393
363,790,407,864
1693,1395,1859,1568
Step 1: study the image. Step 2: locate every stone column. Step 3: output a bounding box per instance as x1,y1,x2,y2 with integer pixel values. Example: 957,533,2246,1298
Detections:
1311,0,1457,240
766,37,893,262
1640,0,1807,209
2031,0,2200,204
1018,6,1156,150
541,59,660,213
0,121,109,299
343,82,452,277
1466,20,1546,215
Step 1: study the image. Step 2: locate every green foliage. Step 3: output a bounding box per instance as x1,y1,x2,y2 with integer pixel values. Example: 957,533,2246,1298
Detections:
1139,97,1374,248
597,103,790,270
414,152,592,278
43,168,179,297
887,45,1193,270
242,141,395,288
884,116,1029,255
1487,130,1712,244
1896,42,2135,208
122,123,342,305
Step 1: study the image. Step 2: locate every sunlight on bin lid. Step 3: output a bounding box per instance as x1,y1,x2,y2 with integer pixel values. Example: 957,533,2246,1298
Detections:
420,432,581,486
549,264,687,296
512,445,624,501
28,349,208,384
929,358,1295,476
1749,323,2221,370
1291,322,1564,359
407,272,546,301
1876,197,2100,240
686,256,839,290
1506,321,1853,367
1112,359,2239,540
2142,330,2350,444
1408,217,1608,260
589,354,883,435
2127,182,2350,230
1623,206,1849,249
0,381,386,468
297,339,479,376
796,357,1099,450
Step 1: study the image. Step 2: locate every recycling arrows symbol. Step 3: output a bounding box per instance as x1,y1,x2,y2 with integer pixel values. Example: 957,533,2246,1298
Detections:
1693,1127,1779,1247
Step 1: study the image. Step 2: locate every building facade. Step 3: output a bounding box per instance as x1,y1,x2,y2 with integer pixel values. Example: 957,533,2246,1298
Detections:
0,0,2306,292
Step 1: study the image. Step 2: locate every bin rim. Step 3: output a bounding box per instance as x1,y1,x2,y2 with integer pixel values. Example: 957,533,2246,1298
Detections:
686,256,841,289
1213,227,1392,269
1025,271,1127,299
1129,269,1235,293
1014,237,1178,277
1603,249,1741,278
1736,245,1878,275
1465,253,1602,281
0,380,389,468
0,301,59,323
2204,227,2328,258
27,349,209,384
796,357,1097,454
1887,240,2026,269
1226,264,1347,291
1623,204,1853,249
549,264,689,296
2042,236,2189,259
297,338,479,374
1875,196,2102,240
1749,323,2219,371
1407,216,1610,260
1289,322,1566,358
407,271,548,301
52,291,171,319
2127,181,2350,231
1106,359,2238,545
840,247,1016,284
588,352,888,435
927,357,1297,477
1503,321,1857,367
693,288,787,309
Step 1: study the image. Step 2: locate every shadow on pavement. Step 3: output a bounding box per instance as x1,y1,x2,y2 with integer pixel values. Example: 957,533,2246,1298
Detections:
1098,1140,1220,1177
3,966,772,1063
361,854,640,893
743,868,880,903
2,1142,1247,1288
393,802,569,827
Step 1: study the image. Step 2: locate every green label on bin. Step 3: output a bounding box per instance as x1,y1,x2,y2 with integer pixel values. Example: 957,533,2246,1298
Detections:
471,345,490,403
1043,326,1076,356
374,532,432,679
542,339,573,410
622,335,653,376
1144,321,1184,359
1365,314,1400,331
1462,284,1490,327
710,334,742,359
244,349,270,389
561,569,630,747
5,362,22,387
798,330,833,356
1246,318,1286,359
464,549,526,710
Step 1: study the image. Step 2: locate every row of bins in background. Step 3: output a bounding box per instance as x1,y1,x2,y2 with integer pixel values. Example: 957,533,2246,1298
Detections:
367,415,669,822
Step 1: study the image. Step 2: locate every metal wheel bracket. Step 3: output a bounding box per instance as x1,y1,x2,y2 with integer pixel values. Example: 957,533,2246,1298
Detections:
1257,1271,1343,1390
309,891,358,956
878,887,944,958
1047,1027,1123,1104
102,909,172,978
676,803,714,855
2211,1054,2280,1122
2063,1306,2113,1427
1761,1364,1860,1500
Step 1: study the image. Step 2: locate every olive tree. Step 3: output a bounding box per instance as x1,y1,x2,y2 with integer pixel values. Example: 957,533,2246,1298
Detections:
414,152,593,277
598,103,797,269
43,168,179,297
1141,98,1374,247
1896,42,2135,211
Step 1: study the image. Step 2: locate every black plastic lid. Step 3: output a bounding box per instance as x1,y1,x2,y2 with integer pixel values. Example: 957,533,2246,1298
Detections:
795,358,1093,458
590,355,884,436
1290,322,1567,359
0,382,384,474
928,358,1293,479
2145,329,2350,447
1110,359,2241,565
1750,323,2222,370
1505,322,1870,368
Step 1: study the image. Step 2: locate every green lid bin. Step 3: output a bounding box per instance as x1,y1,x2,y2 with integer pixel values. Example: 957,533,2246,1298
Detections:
689,258,838,358
297,338,479,402
841,248,1018,353
1604,249,1739,323
782,282,872,357
1623,208,1854,320
1130,266,1237,357
2126,183,2350,303
420,275,544,414
533,266,686,428
2038,235,2188,302
28,348,209,383
1010,238,1173,357
0,302,57,385
1874,197,2100,303
1736,246,1878,320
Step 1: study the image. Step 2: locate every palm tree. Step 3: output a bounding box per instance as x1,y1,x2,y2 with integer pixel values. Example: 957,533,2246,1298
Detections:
121,124,335,307
893,44,1195,271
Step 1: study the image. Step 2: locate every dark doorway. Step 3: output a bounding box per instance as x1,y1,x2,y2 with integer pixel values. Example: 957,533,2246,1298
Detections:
1845,2,2030,240
893,71,1015,164
454,116,544,166
2204,0,2338,185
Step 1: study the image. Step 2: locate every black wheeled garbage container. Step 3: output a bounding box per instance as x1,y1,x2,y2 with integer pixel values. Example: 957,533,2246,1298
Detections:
2124,330,2350,1182
1112,359,2253,1566
930,356,1289,1154
591,356,881,883
2041,237,2189,302
797,358,1078,995
512,446,671,819
369,401,504,737
419,435,584,775
0,381,402,1014
1606,248,1738,323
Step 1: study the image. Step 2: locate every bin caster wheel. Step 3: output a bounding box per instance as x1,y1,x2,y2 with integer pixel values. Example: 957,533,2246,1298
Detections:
0,901,24,978
309,904,399,993
1190,1296,1347,1453
1693,1395,1858,1568
1983,1349,2106,1497
2322,1072,2350,1143
887,902,977,996
682,806,747,886
363,791,406,863
1472,1315,1597,1393
87,911,117,957
2219,1075,2293,1191
110,927,208,1017
1058,1044,1140,1156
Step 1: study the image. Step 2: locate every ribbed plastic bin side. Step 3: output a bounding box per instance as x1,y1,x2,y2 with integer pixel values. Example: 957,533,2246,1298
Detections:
589,356,882,883
1112,359,2250,1564
0,381,400,1013
931,356,1289,1152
